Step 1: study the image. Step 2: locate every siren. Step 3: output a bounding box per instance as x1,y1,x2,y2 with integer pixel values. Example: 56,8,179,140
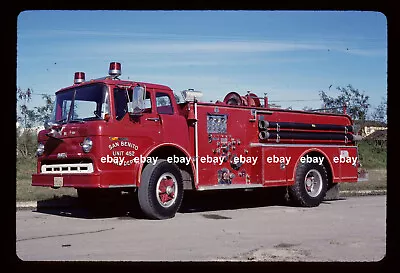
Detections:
181,89,203,102
74,72,85,84
109,62,121,77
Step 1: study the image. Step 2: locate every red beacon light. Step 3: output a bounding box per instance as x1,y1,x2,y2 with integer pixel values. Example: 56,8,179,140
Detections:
109,62,121,78
74,72,85,84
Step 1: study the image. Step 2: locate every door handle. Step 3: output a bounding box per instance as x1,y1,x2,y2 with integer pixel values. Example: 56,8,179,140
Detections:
146,117,160,122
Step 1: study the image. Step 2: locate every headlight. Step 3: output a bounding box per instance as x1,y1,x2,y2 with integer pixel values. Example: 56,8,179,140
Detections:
36,143,45,156
82,137,93,153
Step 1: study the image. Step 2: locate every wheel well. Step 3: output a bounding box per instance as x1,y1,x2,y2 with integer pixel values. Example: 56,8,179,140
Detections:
303,151,334,189
145,146,195,190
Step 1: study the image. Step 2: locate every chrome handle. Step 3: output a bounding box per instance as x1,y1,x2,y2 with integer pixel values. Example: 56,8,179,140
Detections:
146,117,160,122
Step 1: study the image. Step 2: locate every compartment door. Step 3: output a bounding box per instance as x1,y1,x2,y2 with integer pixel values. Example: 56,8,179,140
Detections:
262,147,288,185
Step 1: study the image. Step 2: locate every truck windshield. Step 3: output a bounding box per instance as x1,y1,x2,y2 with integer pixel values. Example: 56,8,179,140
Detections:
52,83,110,123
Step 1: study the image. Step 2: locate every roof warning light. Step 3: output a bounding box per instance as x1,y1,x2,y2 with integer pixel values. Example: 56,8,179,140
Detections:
109,62,121,77
74,72,85,84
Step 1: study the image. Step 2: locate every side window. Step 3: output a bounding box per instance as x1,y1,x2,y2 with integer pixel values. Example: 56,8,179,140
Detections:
156,92,174,115
113,88,128,121
143,92,152,113
114,89,152,120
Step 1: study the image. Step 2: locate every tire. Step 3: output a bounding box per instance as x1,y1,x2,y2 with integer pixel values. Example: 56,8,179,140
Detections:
138,159,184,220
288,162,328,207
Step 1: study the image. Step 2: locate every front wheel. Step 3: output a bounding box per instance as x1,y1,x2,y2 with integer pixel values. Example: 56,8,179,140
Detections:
138,159,184,220
288,162,328,207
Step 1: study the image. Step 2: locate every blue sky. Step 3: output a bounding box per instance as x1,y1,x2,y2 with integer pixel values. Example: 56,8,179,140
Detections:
17,10,387,113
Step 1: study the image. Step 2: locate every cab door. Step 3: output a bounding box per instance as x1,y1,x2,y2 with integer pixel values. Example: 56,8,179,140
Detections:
111,88,163,152
154,91,189,147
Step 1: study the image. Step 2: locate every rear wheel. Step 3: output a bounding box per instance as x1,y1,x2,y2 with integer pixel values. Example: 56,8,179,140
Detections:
288,162,328,207
138,159,184,219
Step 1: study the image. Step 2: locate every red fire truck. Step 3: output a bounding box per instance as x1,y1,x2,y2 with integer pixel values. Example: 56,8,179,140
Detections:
32,62,367,219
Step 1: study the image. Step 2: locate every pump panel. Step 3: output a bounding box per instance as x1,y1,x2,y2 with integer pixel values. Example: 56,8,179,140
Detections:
207,114,228,134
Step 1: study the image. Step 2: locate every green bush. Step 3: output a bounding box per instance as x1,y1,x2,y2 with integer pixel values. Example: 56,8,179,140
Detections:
17,156,36,180
16,129,38,159
16,156,77,202
357,139,387,169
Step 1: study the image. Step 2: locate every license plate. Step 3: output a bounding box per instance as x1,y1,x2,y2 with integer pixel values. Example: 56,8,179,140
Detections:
53,177,64,187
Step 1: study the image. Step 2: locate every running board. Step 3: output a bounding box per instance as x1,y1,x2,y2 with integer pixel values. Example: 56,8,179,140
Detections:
197,184,264,191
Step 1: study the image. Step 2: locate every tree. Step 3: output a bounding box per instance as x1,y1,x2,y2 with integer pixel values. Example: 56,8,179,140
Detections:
157,97,168,106
17,87,38,128
17,87,54,128
34,94,54,124
16,88,54,159
16,129,37,158
174,93,181,103
302,106,314,111
268,103,281,108
370,97,387,125
319,84,370,122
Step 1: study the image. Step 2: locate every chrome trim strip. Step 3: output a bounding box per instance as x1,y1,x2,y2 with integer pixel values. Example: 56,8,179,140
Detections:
250,143,354,148
264,179,286,183
41,163,94,174
194,102,199,186
197,184,263,191
107,184,137,188
341,176,358,180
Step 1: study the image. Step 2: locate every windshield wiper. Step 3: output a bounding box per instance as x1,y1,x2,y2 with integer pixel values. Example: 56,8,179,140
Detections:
69,119,85,123
93,111,102,119
56,118,68,123
67,89,77,123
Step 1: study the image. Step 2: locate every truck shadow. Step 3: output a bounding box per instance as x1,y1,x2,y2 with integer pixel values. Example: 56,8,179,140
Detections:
179,188,290,214
35,194,146,219
34,188,344,219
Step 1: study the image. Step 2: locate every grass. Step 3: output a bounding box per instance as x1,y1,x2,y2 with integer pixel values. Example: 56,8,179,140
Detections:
357,140,387,169
16,178,77,202
16,157,77,202
339,169,387,191
16,140,387,202
337,140,387,192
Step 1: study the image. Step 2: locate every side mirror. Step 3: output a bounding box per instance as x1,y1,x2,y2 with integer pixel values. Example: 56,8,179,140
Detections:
130,85,146,115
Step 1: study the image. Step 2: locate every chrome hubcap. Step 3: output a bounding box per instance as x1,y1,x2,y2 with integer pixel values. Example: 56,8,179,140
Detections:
156,173,178,208
304,169,323,198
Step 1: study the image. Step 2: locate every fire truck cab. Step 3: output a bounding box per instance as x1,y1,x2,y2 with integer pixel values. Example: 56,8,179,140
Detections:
32,62,366,220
